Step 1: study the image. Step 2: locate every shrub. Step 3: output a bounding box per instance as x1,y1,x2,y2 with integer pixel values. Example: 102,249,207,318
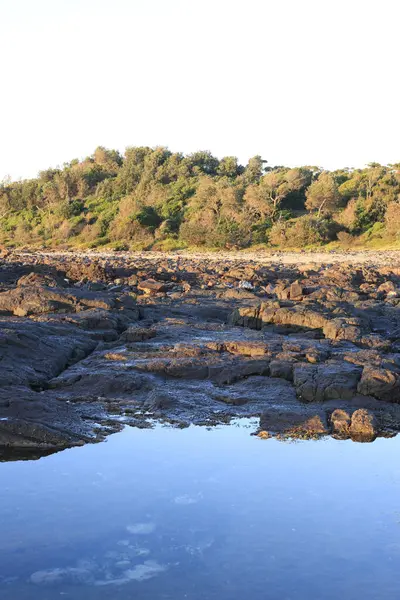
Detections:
385,202,400,239
57,199,85,219
335,198,358,230
269,216,338,248
179,219,209,246
337,231,356,248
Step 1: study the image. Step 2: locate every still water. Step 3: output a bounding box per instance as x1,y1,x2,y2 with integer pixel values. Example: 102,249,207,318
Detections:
1,421,400,600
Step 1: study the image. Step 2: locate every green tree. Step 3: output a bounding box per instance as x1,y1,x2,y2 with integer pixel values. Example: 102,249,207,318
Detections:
243,155,267,183
305,172,341,217
245,168,308,220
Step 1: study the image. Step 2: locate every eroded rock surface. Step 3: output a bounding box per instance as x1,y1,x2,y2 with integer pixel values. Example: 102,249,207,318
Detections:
2,250,400,455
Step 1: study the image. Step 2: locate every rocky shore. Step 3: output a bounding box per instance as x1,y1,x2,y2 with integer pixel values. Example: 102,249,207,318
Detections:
2,249,400,456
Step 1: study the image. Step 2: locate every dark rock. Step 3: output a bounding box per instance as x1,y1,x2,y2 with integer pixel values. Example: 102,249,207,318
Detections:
357,367,400,402
260,408,329,437
293,363,362,402
269,360,294,381
2,251,400,451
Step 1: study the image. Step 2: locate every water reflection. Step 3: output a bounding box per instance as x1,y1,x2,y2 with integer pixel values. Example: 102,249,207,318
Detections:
1,422,400,599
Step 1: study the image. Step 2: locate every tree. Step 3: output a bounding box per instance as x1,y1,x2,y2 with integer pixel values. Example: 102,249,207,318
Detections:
245,168,308,220
217,156,244,178
305,172,341,217
243,155,267,183
184,151,219,176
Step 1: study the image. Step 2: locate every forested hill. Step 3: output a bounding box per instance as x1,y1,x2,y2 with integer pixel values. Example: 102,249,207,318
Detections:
1,147,399,250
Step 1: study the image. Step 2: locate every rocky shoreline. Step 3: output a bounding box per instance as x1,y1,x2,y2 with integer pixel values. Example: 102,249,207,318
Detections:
2,250,400,457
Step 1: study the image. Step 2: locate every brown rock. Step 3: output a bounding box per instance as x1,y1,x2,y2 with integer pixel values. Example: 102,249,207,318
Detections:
17,272,66,288
350,408,377,442
377,281,396,294
330,409,351,438
138,279,167,294
121,327,156,342
290,280,304,300
0,244,10,258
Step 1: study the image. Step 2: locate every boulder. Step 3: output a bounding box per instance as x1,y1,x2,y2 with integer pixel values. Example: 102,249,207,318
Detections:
290,280,304,300
260,408,329,437
17,272,67,288
269,360,294,381
0,284,137,317
138,279,168,294
350,408,378,442
357,366,400,402
294,362,362,402
330,408,351,438
377,281,396,294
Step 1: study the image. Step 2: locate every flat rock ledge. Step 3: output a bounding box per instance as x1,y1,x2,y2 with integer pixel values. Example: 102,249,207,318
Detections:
2,251,400,458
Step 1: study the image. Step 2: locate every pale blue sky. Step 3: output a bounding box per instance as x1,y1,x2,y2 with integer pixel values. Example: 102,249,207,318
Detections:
1,0,399,180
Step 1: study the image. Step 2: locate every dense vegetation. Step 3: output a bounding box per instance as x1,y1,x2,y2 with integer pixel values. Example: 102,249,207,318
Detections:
1,147,400,251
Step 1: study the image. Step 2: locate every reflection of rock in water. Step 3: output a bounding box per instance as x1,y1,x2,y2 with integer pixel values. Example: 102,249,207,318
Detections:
29,560,167,587
28,524,169,588
183,537,215,557
26,519,219,588
0,447,60,463
126,522,156,534
30,564,96,585
95,560,167,585
174,493,203,505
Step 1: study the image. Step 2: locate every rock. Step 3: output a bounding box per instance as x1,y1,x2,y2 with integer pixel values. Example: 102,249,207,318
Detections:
230,302,367,343
2,251,400,450
293,363,362,402
0,244,10,258
276,285,291,300
322,317,363,343
238,280,254,290
213,341,268,357
0,282,138,316
330,409,351,438
64,261,108,283
0,418,82,449
0,320,97,387
87,281,107,291
128,274,139,286
121,327,156,342
290,280,304,300
377,281,396,294
269,360,294,381
17,272,66,288
357,366,400,402
138,279,167,294
260,408,329,437
350,408,377,442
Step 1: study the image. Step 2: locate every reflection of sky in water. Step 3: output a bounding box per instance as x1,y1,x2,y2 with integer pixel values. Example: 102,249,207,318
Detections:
1,422,400,599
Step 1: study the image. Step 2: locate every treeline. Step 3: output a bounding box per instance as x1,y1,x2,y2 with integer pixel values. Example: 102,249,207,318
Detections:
1,146,400,250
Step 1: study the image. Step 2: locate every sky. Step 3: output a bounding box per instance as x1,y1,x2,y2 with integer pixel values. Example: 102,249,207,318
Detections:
0,0,399,180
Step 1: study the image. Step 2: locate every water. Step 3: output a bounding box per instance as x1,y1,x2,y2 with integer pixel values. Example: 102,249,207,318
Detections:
1,422,400,599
